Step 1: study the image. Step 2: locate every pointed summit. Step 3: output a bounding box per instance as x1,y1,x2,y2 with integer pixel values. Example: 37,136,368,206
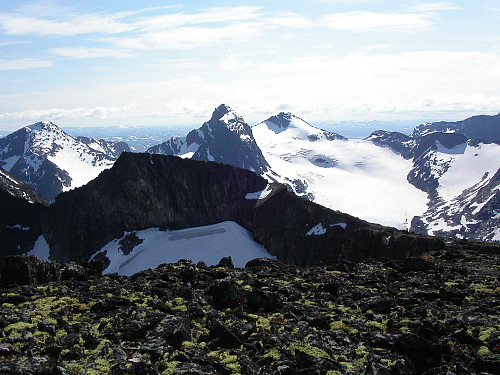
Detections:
210,104,232,122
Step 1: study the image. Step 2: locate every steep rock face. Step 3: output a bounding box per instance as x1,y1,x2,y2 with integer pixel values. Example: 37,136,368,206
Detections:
43,152,267,264
0,167,46,267
0,121,130,201
147,105,269,174
411,113,500,141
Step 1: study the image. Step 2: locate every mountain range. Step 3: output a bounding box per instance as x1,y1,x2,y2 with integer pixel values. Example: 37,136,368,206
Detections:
0,107,499,271
147,106,500,241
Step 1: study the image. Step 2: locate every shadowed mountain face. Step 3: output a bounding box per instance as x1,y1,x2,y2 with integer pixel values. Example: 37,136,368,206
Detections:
411,113,500,141
34,152,444,266
0,167,47,267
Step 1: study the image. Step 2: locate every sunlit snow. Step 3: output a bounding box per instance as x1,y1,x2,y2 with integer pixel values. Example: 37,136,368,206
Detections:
90,221,276,276
245,184,272,200
437,142,500,201
253,116,428,228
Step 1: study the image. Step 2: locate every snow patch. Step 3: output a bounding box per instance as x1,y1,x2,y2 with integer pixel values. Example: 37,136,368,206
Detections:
89,221,276,276
27,235,50,262
6,224,30,231
245,185,272,200
1,155,21,171
306,223,327,236
330,223,347,229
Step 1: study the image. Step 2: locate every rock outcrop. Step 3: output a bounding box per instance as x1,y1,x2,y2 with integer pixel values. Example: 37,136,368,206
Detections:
0,167,46,268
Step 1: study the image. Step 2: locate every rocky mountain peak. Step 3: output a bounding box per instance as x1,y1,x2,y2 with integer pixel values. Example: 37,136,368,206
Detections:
266,112,294,128
27,121,61,133
209,104,233,122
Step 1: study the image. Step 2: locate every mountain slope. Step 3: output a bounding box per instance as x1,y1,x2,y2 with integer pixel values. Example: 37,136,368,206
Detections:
252,113,428,229
0,121,130,201
0,166,46,267
147,104,269,173
367,130,500,240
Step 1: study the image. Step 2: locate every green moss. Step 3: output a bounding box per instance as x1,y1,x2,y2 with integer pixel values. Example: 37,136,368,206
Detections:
208,350,241,374
289,342,331,360
264,348,281,359
4,321,35,333
477,346,491,356
479,327,496,342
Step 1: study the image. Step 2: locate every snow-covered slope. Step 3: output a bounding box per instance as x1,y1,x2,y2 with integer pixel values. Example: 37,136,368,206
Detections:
367,129,500,240
411,137,500,240
0,121,130,201
253,113,428,229
89,221,276,276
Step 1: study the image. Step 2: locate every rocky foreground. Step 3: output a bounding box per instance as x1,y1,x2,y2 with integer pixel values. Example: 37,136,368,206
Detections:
0,245,499,374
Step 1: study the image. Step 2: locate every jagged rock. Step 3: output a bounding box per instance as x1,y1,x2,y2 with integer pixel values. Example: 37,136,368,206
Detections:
207,278,240,309
0,255,61,285
217,256,234,269
246,289,282,312
149,316,191,350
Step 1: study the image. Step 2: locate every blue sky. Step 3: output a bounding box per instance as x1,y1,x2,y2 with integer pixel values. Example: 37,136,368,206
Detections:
0,0,499,130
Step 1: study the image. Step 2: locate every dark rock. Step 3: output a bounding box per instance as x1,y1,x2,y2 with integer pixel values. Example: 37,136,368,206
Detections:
0,255,61,285
217,256,234,269
207,279,240,309
61,262,97,281
118,232,144,255
149,316,191,349
246,288,282,312
393,333,442,372
401,257,431,272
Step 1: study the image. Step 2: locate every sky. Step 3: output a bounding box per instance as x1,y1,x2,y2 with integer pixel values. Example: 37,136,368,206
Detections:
0,0,499,130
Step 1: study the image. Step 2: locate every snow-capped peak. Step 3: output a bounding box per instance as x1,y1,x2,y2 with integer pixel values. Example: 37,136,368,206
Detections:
27,121,61,133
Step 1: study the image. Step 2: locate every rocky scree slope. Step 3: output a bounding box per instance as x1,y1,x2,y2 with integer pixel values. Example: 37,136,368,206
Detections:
40,152,444,266
0,246,499,374
0,121,130,202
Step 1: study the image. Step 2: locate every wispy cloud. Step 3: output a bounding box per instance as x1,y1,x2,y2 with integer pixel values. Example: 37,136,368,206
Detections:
321,11,436,32
52,47,133,59
405,2,459,12
0,58,54,70
0,13,134,36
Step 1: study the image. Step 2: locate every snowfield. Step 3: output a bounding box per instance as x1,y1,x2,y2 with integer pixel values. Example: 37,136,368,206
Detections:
89,221,277,276
252,116,428,229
